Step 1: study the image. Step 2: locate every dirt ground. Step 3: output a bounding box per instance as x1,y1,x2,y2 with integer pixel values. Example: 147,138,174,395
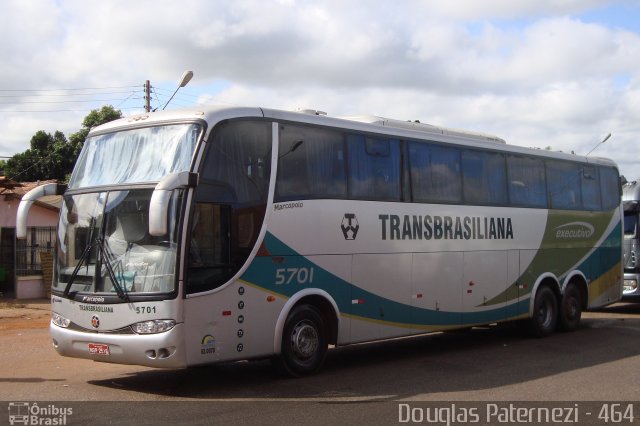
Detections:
0,299,51,333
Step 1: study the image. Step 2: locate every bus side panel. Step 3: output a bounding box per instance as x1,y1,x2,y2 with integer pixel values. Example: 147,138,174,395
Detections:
183,282,284,366
411,252,463,327
461,250,509,324
349,253,414,342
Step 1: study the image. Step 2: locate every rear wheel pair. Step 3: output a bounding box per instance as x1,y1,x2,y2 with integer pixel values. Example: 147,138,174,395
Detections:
528,283,582,337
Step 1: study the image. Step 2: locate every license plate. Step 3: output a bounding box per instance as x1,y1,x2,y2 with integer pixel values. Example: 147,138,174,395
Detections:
88,343,110,355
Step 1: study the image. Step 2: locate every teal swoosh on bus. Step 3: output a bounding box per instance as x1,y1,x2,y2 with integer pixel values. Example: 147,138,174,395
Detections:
240,233,529,328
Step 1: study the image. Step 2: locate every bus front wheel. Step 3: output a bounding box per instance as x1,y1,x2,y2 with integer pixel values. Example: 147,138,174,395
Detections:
528,286,558,337
277,304,328,377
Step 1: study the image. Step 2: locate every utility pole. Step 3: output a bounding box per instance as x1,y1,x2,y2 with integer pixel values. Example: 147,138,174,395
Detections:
144,80,151,112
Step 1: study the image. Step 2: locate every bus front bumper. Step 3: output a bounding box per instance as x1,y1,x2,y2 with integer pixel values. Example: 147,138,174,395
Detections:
50,322,187,368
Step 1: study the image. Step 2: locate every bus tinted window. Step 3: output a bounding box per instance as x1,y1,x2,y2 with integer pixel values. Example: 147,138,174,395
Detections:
507,156,548,208
624,213,637,236
348,135,401,201
201,121,272,204
581,165,601,210
600,166,620,210
547,160,581,210
409,142,462,203
462,150,507,205
191,120,272,294
276,125,347,200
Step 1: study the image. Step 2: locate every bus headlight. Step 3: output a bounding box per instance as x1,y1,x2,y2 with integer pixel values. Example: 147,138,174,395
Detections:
132,319,176,334
624,279,637,292
51,312,70,328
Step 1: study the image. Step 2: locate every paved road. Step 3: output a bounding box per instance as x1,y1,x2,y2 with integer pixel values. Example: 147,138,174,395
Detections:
1,301,639,424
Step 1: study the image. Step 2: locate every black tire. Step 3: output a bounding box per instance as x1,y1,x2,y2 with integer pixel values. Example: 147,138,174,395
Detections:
559,283,582,332
528,286,558,337
276,304,328,377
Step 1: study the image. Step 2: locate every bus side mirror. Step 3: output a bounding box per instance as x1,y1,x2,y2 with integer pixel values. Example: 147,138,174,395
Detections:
16,183,66,239
149,172,198,236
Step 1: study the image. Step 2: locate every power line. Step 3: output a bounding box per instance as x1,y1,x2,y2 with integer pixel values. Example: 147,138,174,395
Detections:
0,106,145,113
0,97,144,105
0,85,140,92
0,90,142,98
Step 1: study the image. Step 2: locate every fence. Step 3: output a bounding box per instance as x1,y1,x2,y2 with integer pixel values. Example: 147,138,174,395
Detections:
15,226,56,276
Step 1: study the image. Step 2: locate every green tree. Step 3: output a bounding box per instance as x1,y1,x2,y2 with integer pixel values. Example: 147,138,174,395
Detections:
4,130,72,181
69,105,123,158
4,105,122,182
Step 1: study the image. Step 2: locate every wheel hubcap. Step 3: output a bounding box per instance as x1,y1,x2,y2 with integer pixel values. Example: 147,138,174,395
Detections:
291,321,319,360
538,299,553,328
567,297,578,319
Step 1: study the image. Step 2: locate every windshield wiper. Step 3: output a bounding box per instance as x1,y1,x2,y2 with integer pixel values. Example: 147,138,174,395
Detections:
63,242,93,297
97,235,129,302
63,216,98,297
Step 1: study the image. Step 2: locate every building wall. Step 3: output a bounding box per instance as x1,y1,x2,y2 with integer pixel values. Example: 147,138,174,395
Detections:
0,198,59,299
1,199,59,228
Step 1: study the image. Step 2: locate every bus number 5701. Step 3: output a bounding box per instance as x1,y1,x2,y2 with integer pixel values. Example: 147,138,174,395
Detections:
275,267,315,285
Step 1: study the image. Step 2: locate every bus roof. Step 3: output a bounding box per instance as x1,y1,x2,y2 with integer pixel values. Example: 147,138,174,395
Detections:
90,105,618,170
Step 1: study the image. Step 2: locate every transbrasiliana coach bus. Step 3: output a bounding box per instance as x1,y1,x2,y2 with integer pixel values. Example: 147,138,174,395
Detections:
17,106,623,376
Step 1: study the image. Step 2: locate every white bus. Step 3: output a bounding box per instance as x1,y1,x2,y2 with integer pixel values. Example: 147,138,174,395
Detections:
18,106,623,376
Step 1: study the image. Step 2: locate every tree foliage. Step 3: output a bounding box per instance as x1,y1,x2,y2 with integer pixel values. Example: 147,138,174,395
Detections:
4,105,122,182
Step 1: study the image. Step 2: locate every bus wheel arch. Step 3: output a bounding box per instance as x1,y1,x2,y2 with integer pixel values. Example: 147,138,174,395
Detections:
559,274,588,332
527,275,561,337
273,290,339,376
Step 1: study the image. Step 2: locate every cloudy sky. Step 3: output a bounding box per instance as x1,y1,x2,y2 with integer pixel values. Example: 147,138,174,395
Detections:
1,0,639,178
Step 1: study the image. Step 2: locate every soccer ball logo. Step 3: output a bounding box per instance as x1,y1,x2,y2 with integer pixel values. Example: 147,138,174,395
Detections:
341,213,359,240
91,315,100,329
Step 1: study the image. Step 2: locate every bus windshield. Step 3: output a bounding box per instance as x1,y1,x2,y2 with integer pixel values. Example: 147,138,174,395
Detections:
68,123,201,189
55,189,183,297
624,213,637,237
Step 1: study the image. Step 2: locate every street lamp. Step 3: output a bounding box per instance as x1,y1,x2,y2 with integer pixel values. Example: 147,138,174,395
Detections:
162,70,194,110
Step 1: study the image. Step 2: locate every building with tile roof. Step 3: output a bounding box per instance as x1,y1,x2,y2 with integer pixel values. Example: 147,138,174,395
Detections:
1,177,61,299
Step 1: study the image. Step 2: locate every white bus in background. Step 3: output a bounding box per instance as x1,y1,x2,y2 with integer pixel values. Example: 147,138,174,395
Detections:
623,179,640,300
17,106,623,376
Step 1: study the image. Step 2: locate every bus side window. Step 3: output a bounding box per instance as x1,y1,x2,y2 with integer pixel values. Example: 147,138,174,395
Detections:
507,155,547,208
581,165,601,210
187,203,232,293
348,135,401,201
462,150,507,205
600,166,621,211
409,142,462,204
547,160,582,210
275,125,346,200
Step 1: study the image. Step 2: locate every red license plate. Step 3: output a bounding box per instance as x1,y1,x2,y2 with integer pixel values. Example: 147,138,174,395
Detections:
88,343,110,355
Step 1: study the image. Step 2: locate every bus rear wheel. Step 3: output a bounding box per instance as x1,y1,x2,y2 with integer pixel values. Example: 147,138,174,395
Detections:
277,304,328,377
528,286,558,337
559,283,582,332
